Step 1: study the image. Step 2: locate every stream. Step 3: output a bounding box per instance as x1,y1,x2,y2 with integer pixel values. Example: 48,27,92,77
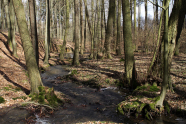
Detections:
0,65,186,124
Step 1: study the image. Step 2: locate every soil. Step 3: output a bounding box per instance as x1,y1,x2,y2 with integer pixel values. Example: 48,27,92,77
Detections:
0,29,186,123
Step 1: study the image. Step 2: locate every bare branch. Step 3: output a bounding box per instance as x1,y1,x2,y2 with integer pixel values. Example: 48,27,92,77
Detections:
148,0,165,10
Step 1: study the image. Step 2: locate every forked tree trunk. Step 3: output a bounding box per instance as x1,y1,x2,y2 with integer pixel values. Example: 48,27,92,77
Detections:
60,0,69,60
156,0,170,108
12,0,43,94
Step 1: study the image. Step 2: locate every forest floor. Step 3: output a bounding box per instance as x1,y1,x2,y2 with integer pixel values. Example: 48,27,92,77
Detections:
0,30,186,123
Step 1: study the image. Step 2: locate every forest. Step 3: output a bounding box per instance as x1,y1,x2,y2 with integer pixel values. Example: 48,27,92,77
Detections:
0,0,186,123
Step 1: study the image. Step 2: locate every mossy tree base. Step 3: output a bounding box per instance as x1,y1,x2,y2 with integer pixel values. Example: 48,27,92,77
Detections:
117,95,170,120
29,86,64,108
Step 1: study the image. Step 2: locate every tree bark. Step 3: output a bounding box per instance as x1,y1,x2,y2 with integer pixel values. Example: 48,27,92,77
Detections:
9,0,17,57
156,0,170,107
4,0,12,49
122,0,136,86
60,0,69,60
12,0,43,94
72,0,80,66
28,0,39,66
44,0,50,64
104,0,115,59
116,0,121,55
80,0,84,55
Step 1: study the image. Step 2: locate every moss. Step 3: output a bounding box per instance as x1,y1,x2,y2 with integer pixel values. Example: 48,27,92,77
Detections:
0,96,5,103
3,87,10,91
12,96,27,100
142,91,150,95
149,85,160,92
145,109,150,120
117,103,124,115
70,69,78,76
153,96,160,104
149,103,156,111
164,102,170,114
137,103,146,113
105,78,110,84
135,85,147,91
29,86,63,107
120,58,125,62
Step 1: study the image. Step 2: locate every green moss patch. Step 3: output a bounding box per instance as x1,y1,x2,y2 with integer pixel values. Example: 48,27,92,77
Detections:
149,85,160,92
12,96,27,100
29,86,64,107
0,96,5,103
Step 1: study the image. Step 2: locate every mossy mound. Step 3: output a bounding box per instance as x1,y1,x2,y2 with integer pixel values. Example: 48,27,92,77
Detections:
0,96,5,103
29,86,64,107
117,95,170,120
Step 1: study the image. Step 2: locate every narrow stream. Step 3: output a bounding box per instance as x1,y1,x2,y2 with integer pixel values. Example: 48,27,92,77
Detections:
40,65,186,124
1,65,186,124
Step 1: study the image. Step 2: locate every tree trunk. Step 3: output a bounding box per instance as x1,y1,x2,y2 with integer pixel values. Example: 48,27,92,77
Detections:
12,0,43,94
60,0,69,60
104,0,115,59
83,0,93,53
72,0,80,66
116,0,121,55
80,0,84,55
122,0,136,86
101,0,105,53
144,0,148,52
156,0,170,108
134,0,137,51
1,0,5,29
28,0,39,66
4,0,12,49
89,0,94,59
9,0,17,57
44,0,50,65
150,0,186,79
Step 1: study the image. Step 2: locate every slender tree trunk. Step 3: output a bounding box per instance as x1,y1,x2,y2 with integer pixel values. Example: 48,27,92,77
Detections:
144,0,148,52
44,0,50,64
4,0,12,49
84,16,86,50
12,0,43,94
72,0,80,65
116,0,121,55
156,0,158,25
9,0,17,57
83,0,93,53
122,0,136,86
138,0,141,46
89,0,94,59
113,0,117,51
1,0,5,29
80,0,84,55
134,0,137,51
60,0,69,60
156,0,170,108
28,0,39,66
101,0,105,53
